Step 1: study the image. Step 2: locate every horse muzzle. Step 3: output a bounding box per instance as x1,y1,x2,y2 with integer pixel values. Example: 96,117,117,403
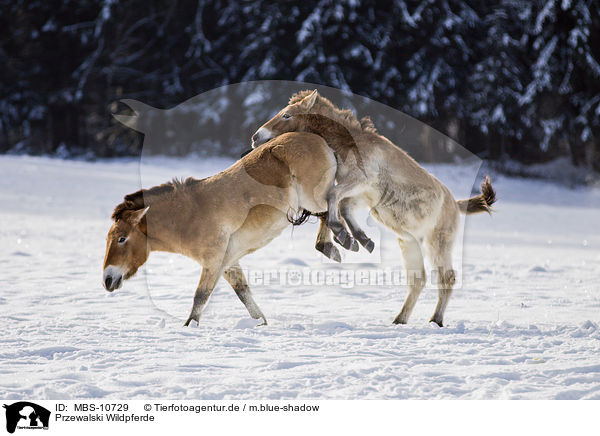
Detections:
103,265,124,292
251,127,274,148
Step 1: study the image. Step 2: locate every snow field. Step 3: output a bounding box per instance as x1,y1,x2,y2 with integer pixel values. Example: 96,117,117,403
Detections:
1,155,599,399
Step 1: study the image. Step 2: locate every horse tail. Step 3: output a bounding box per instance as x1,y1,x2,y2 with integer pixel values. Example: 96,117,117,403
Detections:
287,209,325,226
457,176,497,215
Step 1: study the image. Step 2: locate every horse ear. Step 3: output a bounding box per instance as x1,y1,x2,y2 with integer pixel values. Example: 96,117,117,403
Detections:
131,207,149,226
303,89,319,109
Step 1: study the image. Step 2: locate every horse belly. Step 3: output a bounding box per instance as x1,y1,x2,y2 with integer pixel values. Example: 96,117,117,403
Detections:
372,190,442,237
227,204,289,260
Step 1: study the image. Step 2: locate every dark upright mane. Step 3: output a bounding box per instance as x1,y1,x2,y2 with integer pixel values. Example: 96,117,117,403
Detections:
111,177,201,221
288,90,379,135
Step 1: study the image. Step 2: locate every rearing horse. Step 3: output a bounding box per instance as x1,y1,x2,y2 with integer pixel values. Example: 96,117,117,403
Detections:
251,90,497,327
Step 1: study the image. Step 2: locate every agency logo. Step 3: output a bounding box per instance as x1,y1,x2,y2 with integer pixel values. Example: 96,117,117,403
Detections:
3,402,50,433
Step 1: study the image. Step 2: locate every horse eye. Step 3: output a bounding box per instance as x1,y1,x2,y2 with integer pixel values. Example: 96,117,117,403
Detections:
118,237,127,244
282,113,292,119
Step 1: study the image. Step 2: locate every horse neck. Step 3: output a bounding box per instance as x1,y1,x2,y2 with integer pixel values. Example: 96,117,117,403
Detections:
302,114,360,155
143,191,190,254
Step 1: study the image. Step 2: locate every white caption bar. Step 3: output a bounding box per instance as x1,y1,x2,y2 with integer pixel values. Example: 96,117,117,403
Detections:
0,400,595,436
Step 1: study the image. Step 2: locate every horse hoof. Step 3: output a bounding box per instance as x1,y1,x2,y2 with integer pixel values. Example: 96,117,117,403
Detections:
184,313,200,327
316,241,326,254
392,316,407,325
333,229,348,245
429,318,444,327
335,230,355,251
350,239,359,252
316,242,342,262
364,239,375,253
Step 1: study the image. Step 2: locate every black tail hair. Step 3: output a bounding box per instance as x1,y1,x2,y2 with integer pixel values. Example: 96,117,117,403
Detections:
287,209,327,226
457,176,497,214
287,209,312,226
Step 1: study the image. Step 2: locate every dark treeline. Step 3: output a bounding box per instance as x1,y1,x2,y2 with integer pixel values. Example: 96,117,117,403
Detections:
1,0,599,169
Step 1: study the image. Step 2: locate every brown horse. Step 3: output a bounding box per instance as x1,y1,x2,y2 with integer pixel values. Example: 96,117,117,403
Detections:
251,90,496,327
102,132,342,326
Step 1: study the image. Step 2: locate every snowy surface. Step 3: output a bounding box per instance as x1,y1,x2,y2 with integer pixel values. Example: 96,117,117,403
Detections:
1,155,600,400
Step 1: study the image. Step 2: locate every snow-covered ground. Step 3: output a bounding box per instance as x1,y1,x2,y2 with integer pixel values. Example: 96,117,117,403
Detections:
1,154,600,400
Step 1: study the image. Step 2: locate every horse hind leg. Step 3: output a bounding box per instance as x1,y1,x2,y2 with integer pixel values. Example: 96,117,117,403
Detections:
393,235,426,324
427,232,457,327
430,266,455,327
223,263,268,325
339,198,375,253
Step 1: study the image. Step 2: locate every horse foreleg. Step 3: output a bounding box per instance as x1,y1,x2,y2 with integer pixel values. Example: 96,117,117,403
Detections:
314,213,344,262
184,265,223,327
339,198,375,253
314,211,359,254
223,263,268,325
326,180,365,251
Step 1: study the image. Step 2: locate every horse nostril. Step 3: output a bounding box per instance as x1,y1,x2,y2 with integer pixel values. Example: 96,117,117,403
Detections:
252,133,259,143
105,276,112,289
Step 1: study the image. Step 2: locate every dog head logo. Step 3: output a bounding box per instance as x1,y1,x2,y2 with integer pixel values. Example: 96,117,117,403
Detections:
3,402,50,433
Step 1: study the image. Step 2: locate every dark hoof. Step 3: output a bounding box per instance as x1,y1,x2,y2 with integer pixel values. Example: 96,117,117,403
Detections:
342,236,355,251
316,241,342,263
333,229,355,251
184,313,199,327
429,318,443,327
257,318,268,326
315,241,325,254
392,316,407,325
336,235,358,252
335,229,348,246
354,231,375,253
